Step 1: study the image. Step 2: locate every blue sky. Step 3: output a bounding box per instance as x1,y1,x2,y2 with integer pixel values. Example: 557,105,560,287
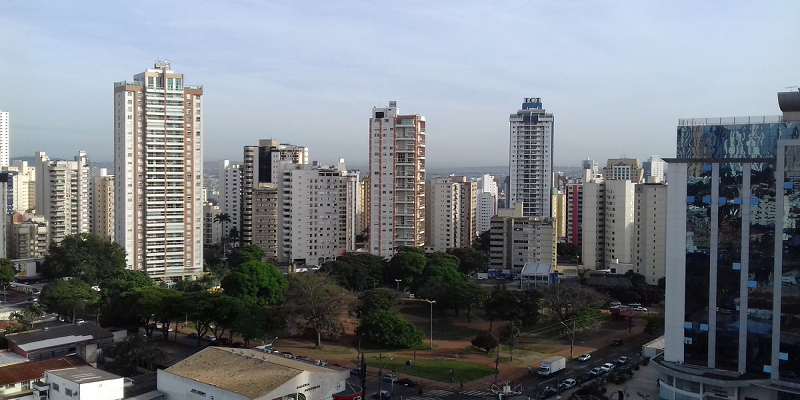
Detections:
2,1,798,168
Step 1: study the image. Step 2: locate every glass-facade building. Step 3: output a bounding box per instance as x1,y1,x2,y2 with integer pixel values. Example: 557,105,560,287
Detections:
657,92,800,400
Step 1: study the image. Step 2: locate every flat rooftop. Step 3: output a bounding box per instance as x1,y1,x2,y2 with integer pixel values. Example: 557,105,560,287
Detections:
7,322,113,352
678,115,783,126
47,365,123,384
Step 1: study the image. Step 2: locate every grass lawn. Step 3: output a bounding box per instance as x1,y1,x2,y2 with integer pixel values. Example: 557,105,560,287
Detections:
366,355,495,382
432,324,482,341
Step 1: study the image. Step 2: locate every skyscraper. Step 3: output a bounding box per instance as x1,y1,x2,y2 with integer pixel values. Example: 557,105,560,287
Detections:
91,174,114,242
35,151,90,246
218,160,242,242
113,60,203,281
509,98,553,217
657,90,800,399
241,139,308,246
0,110,9,167
368,101,426,257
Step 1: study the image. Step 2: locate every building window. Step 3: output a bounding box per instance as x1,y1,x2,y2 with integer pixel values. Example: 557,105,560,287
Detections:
22,381,30,390
65,388,74,396
52,383,60,392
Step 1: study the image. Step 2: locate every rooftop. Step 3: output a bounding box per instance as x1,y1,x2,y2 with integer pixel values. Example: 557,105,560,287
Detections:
0,356,86,386
47,365,123,384
164,347,343,399
7,322,113,352
678,115,783,126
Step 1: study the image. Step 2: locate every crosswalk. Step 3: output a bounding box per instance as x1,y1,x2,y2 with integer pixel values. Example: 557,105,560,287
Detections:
460,389,494,398
406,389,454,400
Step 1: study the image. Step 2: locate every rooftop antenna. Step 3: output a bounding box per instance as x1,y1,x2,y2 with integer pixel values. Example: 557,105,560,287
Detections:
786,86,800,91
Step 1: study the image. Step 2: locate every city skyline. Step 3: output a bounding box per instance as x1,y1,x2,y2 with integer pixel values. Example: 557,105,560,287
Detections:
3,1,798,168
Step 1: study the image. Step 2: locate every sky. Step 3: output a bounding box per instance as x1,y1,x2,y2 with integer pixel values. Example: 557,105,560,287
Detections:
2,1,799,169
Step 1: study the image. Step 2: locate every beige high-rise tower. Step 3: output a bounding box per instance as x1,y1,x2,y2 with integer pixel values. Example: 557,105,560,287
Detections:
114,60,203,282
368,101,426,257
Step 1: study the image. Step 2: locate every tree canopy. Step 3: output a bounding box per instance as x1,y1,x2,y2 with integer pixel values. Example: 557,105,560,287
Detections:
484,287,540,329
357,309,423,348
321,253,385,292
42,234,127,285
359,288,398,316
284,273,355,348
538,282,607,322
0,259,16,290
221,261,288,306
39,279,100,323
228,245,266,268
447,248,487,274
387,247,427,287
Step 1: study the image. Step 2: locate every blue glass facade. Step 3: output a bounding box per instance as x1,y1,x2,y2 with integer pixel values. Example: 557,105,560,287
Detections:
677,122,800,381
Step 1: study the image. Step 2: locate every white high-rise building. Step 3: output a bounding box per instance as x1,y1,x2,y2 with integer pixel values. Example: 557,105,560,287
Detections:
634,183,667,285
509,98,553,217
11,160,35,212
581,177,636,271
114,60,203,281
277,162,359,265
219,160,242,242
426,177,462,252
368,101,426,257
0,166,30,213
35,151,90,246
476,174,499,235
242,140,308,246
643,155,666,183
0,111,9,167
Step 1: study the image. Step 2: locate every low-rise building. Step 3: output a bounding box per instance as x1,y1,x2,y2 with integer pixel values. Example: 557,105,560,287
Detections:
157,347,353,400
40,366,124,400
6,323,114,364
0,356,86,399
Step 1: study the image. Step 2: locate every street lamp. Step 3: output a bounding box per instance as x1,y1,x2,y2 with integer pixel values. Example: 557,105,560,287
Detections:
424,299,436,349
560,320,576,358
395,279,402,292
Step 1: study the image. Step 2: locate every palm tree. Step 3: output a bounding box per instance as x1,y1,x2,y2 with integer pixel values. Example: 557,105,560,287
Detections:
213,213,232,256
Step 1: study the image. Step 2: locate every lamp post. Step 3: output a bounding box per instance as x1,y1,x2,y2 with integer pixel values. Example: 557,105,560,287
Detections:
395,279,402,292
424,299,436,349
559,320,576,359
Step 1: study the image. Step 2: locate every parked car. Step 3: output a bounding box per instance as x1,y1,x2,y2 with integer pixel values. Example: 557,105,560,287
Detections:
576,372,593,383
577,353,591,362
559,379,577,390
600,363,616,373
315,360,328,366
590,367,603,376
188,333,199,339
537,386,559,399
628,303,642,308
380,374,399,383
610,300,622,307
617,356,630,365
282,352,294,359
74,319,85,324
398,378,417,387
611,339,623,346
295,356,310,361
371,391,391,399
633,306,648,312
350,368,362,377
202,335,216,342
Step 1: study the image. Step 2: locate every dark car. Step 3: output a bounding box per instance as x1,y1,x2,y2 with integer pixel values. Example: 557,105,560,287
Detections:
295,356,310,362
371,391,391,399
188,333,199,339
398,378,417,387
538,387,559,399
350,368,362,377
611,339,623,346
576,372,593,383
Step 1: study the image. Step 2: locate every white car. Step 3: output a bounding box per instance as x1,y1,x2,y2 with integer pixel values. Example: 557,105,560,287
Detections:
577,353,591,362
600,362,616,373
590,367,603,376
633,306,648,312
381,374,398,383
559,378,577,390
617,356,630,364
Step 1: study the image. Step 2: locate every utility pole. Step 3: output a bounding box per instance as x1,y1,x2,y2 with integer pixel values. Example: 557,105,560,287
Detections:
494,344,500,381
360,353,367,396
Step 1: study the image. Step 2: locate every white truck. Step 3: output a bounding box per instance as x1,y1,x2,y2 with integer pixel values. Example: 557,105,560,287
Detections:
476,273,489,280
538,356,566,377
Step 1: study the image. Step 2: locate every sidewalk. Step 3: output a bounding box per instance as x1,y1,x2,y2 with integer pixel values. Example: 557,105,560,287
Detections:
603,361,660,400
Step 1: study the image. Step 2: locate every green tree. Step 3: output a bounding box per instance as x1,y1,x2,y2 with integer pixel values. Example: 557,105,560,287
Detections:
105,335,166,376
387,247,427,287
455,282,487,322
228,245,266,268
39,280,100,323
359,288,398,316
221,261,288,306
183,291,217,347
357,310,424,348
424,252,459,270
130,286,183,338
231,303,281,347
213,213,232,254
207,295,248,342
0,259,17,302
98,270,154,329
499,321,521,361
538,282,607,323
42,234,127,285
321,253,385,292
284,273,355,348
472,330,498,353
448,248,487,274
484,287,540,330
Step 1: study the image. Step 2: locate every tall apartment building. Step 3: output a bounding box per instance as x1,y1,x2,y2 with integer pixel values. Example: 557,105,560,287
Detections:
642,155,666,183
0,172,11,258
0,110,8,167
1,166,30,213
565,183,582,245
476,174,498,235
202,202,223,248
9,213,48,259
91,174,114,241
488,203,557,273
551,191,567,241
276,162,359,265
35,151,90,246
509,98,553,218
114,61,204,281
634,183,667,285
603,158,644,183
368,102,426,257
241,140,308,246
581,178,636,270
656,91,800,400
251,183,279,262
10,161,35,212
426,177,462,252
218,160,242,242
